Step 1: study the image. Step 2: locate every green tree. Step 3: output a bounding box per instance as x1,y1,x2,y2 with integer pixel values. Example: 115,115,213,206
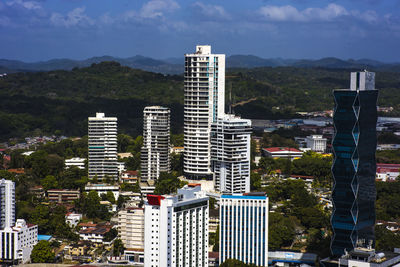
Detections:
117,195,126,209
31,240,55,263
113,239,125,256
30,205,51,234
250,172,262,191
80,191,111,220
171,152,183,175
171,133,184,146
154,172,186,195
27,150,49,181
46,154,64,176
41,175,58,191
269,213,296,250
376,225,400,251
104,228,118,242
106,191,116,204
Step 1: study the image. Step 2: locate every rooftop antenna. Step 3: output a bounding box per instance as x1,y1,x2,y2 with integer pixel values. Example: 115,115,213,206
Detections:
229,81,232,114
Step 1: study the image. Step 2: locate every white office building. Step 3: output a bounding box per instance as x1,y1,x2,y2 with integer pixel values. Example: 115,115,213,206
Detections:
211,114,252,193
141,106,170,181
306,135,327,153
0,179,15,229
144,185,209,267
220,193,269,267
88,112,118,181
184,45,225,180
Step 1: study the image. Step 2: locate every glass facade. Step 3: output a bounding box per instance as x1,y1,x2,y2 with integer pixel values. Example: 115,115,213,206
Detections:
331,89,378,256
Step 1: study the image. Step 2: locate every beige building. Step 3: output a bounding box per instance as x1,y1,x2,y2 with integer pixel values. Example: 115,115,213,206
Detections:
118,208,144,250
118,208,145,264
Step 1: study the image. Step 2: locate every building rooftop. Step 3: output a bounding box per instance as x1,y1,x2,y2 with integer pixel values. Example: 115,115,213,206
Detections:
264,147,302,153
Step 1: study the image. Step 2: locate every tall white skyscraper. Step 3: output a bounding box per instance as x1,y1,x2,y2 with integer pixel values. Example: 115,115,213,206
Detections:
144,185,209,267
220,193,269,267
211,114,252,193
0,179,15,229
141,106,170,181
88,112,118,181
184,45,225,180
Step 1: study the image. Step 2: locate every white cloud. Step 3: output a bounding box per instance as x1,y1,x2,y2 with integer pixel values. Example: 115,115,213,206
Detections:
352,10,378,23
259,4,350,22
139,0,180,19
50,7,94,27
193,2,231,20
6,0,42,11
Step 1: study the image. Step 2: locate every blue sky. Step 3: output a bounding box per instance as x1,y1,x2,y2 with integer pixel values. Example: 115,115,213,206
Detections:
1,0,400,62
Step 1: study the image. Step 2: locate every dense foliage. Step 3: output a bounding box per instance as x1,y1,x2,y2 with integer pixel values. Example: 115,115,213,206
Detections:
1,62,399,140
31,240,55,263
376,181,400,220
376,149,400,164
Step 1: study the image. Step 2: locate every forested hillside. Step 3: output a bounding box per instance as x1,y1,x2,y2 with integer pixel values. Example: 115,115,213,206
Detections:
0,61,399,141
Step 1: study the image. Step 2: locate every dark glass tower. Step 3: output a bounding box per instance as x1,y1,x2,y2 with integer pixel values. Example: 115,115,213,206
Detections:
331,71,378,256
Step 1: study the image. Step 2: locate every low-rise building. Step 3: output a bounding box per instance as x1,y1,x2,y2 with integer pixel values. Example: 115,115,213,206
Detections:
47,189,80,203
139,181,155,194
269,251,317,266
65,213,83,228
306,135,327,152
376,163,400,181
79,225,112,244
84,184,120,200
118,152,133,159
170,146,184,154
0,219,38,264
120,171,139,184
262,147,303,160
65,157,86,169
29,185,45,199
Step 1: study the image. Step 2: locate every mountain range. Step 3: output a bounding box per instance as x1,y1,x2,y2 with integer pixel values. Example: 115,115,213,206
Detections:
1,55,400,75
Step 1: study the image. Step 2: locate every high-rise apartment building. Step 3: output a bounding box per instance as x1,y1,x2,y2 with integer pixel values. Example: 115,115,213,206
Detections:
141,106,170,181
184,45,225,180
331,71,378,256
219,193,269,266
88,112,118,181
211,114,252,193
0,179,15,229
144,185,209,267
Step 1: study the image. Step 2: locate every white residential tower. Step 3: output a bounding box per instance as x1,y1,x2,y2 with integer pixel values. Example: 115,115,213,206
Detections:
0,179,15,229
88,112,118,181
184,45,225,180
141,106,170,181
211,114,252,193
